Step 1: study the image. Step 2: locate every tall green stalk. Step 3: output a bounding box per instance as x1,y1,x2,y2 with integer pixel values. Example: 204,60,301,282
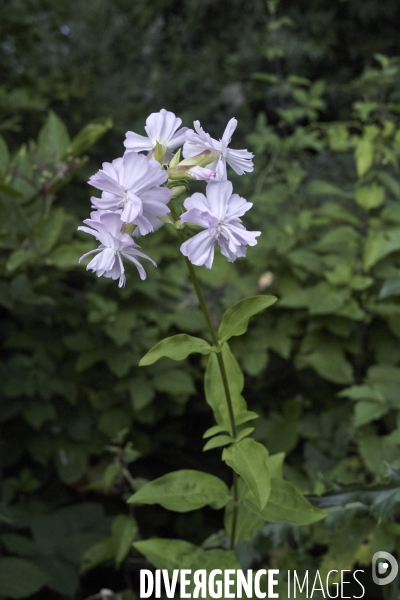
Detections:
169,201,239,550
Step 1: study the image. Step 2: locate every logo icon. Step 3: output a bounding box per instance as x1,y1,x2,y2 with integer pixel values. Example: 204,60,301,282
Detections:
372,551,398,586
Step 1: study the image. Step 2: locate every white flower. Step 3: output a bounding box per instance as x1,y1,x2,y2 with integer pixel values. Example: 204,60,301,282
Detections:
124,109,189,160
180,181,260,269
78,211,156,287
88,151,171,235
182,118,254,180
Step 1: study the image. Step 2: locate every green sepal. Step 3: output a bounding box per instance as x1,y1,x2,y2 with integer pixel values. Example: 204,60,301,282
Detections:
139,334,212,366
169,148,182,167
154,140,165,164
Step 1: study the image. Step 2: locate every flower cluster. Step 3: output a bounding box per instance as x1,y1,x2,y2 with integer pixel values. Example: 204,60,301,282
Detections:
79,109,259,286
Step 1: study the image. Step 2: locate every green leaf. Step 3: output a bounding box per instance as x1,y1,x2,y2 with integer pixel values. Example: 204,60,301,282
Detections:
218,295,277,342
236,426,255,442
204,343,247,434
81,539,115,574
355,139,373,177
279,282,348,315
379,278,400,299
127,469,230,512
297,339,354,384
224,479,264,543
134,539,239,595
32,557,78,596
6,249,37,272
363,228,400,270
307,180,353,198
0,534,36,557
111,515,138,568
203,435,233,451
203,424,228,439
152,369,194,395
68,117,113,156
38,111,70,161
0,182,23,197
139,334,211,366
54,444,88,484
354,401,388,427
0,557,47,599
98,407,132,438
223,439,271,510
22,401,56,430
245,478,326,525
0,134,10,178
356,185,385,211
266,452,285,479
134,538,199,573
33,208,65,254
47,242,94,269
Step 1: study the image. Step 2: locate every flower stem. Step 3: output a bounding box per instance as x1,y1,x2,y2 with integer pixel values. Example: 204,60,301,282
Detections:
169,201,239,549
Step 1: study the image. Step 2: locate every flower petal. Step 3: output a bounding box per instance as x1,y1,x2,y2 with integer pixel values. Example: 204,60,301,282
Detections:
221,118,238,145
180,229,216,269
124,131,154,152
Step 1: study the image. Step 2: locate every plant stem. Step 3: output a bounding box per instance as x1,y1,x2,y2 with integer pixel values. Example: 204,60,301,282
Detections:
169,201,239,549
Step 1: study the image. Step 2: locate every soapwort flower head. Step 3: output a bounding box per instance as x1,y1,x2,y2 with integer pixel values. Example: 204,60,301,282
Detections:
88,151,171,234
124,109,189,161
183,118,254,181
180,181,260,269
78,211,156,287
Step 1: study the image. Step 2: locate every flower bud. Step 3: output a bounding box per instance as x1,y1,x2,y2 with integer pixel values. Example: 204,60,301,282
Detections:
170,185,186,199
167,164,216,181
179,148,220,168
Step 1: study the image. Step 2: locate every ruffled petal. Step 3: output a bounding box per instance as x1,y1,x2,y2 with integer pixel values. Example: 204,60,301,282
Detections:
159,110,182,144
88,170,124,196
226,148,254,175
124,131,154,152
145,112,165,144
221,118,238,145
168,127,190,150
224,194,252,221
120,192,142,223
180,208,210,228
205,181,233,221
180,229,216,269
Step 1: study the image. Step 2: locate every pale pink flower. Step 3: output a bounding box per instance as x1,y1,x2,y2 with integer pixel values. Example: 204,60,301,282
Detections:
183,118,254,180
180,181,260,269
88,151,171,234
124,109,189,161
78,211,156,287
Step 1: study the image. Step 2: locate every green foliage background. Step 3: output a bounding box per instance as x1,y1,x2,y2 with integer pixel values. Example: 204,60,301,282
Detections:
1,0,400,598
